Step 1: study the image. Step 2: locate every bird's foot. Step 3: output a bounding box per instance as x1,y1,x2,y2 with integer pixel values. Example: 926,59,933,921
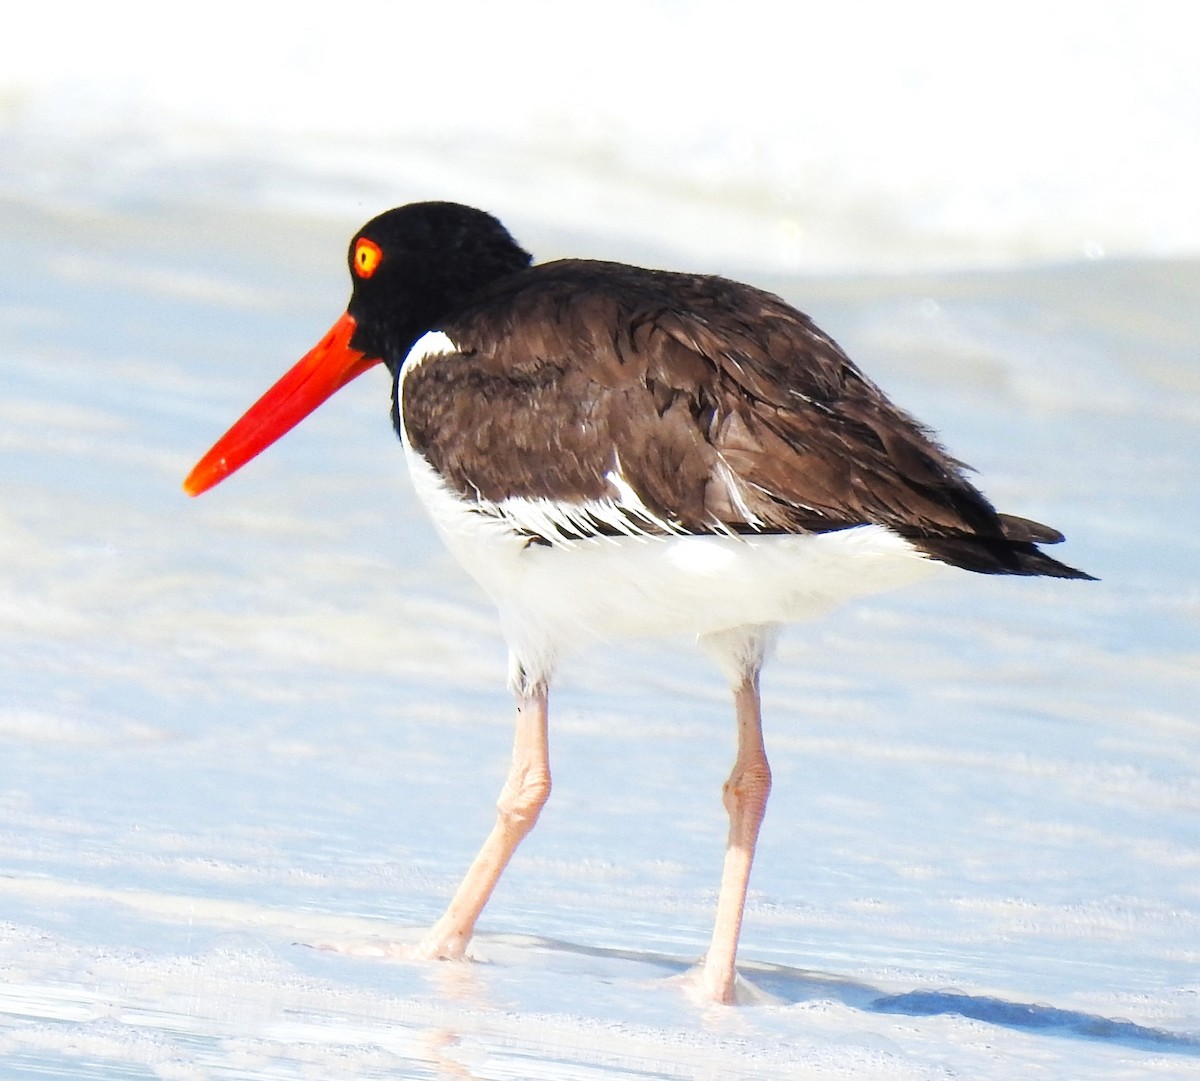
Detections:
310,926,472,962
673,961,777,1006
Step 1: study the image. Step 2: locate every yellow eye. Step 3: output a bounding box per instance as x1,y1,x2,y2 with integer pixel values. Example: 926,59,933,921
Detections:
353,237,383,279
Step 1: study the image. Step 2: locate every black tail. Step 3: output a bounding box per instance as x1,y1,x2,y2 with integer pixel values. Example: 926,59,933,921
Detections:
903,513,1097,580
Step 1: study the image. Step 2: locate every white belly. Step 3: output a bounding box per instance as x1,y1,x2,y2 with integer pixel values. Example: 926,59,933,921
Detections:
402,444,940,679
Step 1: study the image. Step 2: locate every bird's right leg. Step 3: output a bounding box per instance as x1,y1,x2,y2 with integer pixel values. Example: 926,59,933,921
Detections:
415,680,552,959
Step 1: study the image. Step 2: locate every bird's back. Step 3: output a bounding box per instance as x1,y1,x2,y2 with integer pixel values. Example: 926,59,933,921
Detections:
400,258,1092,581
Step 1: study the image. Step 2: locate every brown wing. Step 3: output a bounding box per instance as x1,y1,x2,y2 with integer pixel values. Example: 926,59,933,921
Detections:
401,259,1091,578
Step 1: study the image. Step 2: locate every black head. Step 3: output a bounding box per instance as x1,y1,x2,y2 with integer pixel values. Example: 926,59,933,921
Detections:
183,203,531,497
345,202,533,371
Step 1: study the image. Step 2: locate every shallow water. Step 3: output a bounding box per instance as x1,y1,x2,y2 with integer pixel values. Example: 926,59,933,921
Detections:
0,196,1197,1079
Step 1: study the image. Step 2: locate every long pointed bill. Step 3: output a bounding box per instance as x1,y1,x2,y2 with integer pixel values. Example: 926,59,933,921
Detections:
184,312,381,496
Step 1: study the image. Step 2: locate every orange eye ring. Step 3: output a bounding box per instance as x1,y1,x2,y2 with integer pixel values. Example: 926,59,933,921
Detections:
353,237,383,279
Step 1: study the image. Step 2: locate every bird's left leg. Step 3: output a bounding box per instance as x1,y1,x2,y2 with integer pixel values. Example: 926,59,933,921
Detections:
416,677,551,959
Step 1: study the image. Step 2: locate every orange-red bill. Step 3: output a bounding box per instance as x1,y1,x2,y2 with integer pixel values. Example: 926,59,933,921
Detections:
184,312,382,496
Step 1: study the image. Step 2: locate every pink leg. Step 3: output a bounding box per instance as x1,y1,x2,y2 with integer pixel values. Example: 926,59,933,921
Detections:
417,684,551,959
699,672,772,1003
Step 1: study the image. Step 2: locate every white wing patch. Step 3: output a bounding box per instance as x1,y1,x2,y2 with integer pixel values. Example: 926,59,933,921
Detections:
405,330,458,372
710,456,765,531
453,455,683,545
483,471,686,546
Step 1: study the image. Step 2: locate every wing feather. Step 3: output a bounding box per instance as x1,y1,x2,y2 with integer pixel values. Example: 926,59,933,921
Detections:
399,259,1092,578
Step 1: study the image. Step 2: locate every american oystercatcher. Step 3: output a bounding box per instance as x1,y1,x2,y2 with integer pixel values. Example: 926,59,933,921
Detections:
185,202,1092,1003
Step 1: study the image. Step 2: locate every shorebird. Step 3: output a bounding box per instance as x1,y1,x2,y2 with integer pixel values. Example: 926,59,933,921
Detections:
185,202,1091,1003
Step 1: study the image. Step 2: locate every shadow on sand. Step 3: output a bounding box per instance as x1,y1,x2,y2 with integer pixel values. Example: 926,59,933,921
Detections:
519,937,1198,1057
748,963,1199,1056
